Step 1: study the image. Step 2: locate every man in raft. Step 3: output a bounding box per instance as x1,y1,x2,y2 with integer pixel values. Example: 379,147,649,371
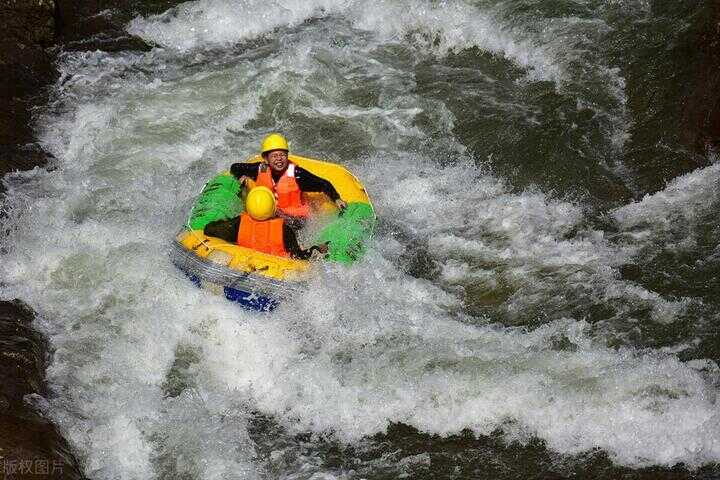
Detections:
205,186,328,259
230,133,347,227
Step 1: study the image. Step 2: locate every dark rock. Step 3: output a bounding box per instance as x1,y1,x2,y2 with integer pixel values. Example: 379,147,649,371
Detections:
55,1,149,52
619,263,642,282
0,413,86,479
0,1,58,177
0,39,55,101
0,300,47,407
54,0,180,52
0,0,56,47
0,145,53,189
680,3,720,152
0,300,86,479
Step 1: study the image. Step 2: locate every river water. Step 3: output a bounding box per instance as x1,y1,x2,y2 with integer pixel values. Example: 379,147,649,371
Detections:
1,0,719,478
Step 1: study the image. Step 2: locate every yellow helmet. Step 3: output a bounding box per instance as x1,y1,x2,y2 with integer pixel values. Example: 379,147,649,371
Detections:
245,186,276,221
260,133,289,155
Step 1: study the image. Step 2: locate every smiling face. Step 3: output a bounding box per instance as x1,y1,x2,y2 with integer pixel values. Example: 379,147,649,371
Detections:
264,149,289,173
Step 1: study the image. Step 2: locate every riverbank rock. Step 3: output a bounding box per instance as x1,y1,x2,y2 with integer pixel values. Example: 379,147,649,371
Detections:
680,3,720,153
0,300,85,480
1,0,56,47
0,0,58,177
55,1,155,52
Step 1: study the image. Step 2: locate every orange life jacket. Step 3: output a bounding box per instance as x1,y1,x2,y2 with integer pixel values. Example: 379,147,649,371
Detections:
236,213,289,257
256,163,311,218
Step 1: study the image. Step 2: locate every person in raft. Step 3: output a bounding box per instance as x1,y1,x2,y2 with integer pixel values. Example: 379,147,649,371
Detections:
229,133,347,227
204,186,328,260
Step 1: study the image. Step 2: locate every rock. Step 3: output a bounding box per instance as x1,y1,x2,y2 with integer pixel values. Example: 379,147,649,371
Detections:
54,1,180,52
0,0,56,47
55,0,148,52
0,300,86,480
612,2,720,196
0,412,86,479
0,145,52,181
0,300,47,407
0,1,58,178
679,3,720,153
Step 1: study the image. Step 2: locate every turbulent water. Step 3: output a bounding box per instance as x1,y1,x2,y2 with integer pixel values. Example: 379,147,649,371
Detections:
2,0,720,478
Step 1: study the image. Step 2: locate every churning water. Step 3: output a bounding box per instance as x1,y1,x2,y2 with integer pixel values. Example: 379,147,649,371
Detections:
2,0,719,478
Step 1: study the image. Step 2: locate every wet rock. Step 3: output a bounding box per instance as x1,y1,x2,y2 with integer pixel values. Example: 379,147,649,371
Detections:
0,0,56,47
680,3,720,153
0,0,57,101
619,263,642,282
0,145,53,179
55,1,151,52
0,300,85,480
0,300,46,407
54,0,181,52
0,0,58,178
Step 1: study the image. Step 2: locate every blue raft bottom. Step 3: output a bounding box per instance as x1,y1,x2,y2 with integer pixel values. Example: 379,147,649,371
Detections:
184,272,280,312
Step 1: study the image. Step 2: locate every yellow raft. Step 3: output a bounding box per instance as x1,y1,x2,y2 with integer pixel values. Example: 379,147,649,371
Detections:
172,155,375,310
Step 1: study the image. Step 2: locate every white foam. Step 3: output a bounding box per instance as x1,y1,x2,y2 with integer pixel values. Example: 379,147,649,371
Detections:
127,0,630,145
613,162,720,232
360,155,688,325
129,0,568,84
202,270,720,467
128,0,339,51
1,46,267,478
128,0,631,166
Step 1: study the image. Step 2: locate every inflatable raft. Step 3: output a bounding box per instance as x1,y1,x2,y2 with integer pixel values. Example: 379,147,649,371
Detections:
171,155,375,311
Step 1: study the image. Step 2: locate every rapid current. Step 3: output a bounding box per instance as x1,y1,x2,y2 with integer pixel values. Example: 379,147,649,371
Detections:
2,1,719,478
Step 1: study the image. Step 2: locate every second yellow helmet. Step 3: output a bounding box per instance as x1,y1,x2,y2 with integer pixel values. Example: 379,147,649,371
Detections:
260,133,289,154
245,186,276,221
